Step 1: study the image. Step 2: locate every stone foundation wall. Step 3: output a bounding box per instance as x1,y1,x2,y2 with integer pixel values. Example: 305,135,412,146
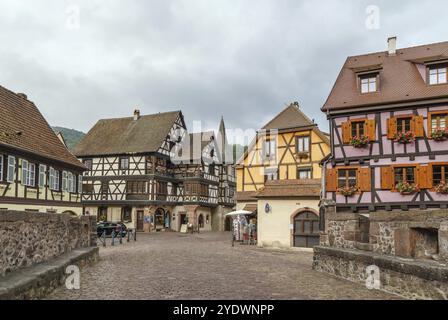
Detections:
313,246,448,300
0,211,97,277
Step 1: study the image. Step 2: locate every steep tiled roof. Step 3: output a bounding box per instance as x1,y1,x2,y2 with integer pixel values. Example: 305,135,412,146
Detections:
255,179,321,198
262,103,315,130
74,111,181,157
0,85,84,170
323,41,448,112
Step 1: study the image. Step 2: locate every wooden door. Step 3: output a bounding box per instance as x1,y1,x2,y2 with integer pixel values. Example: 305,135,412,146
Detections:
293,211,320,248
137,210,144,231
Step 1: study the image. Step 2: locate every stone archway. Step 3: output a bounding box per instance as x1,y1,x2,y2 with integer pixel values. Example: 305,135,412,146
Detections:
290,208,320,248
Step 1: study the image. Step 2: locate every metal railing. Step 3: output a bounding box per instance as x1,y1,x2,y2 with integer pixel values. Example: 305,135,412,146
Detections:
97,225,137,247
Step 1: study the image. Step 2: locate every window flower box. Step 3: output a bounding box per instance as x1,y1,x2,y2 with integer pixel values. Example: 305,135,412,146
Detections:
394,131,415,144
350,135,370,148
296,152,310,159
431,128,448,141
337,186,358,197
396,182,419,195
435,181,448,194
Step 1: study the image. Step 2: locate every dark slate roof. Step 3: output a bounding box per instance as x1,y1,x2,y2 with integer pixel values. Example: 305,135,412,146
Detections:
74,111,181,157
323,41,448,112
0,85,85,170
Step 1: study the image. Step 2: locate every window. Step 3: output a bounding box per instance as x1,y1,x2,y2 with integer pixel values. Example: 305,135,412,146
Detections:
208,163,215,175
431,113,448,131
157,181,168,195
172,183,178,196
122,207,132,222
126,181,147,194
39,165,46,188
263,139,276,161
432,165,448,185
0,155,3,181
119,157,129,170
296,136,310,153
360,75,378,93
429,66,447,85
62,171,68,191
49,167,60,191
298,168,312,180
78,175,83,193
7,156,15,183
22,160,36,187
337,169,358,189
101,181,109,194
67,172,76,193
351,121,365,138
264,168,278,182
83,159,92,170
397,117,412,133
394,167,415,186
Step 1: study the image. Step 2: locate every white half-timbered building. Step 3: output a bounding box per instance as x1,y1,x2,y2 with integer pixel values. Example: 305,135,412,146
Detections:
74,110,235,232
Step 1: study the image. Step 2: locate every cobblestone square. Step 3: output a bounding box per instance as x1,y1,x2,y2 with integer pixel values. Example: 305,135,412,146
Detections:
47,232,399,300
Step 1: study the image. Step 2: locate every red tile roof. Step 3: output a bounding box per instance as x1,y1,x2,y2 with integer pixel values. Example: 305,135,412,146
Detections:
322,41,448,112
0,85,85,170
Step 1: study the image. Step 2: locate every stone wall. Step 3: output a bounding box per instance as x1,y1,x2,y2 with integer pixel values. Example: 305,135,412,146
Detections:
313,246,448,300
0,211,97,277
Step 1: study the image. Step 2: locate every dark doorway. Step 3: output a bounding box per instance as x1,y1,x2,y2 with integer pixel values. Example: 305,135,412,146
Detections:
225,216,232,232
155,208,165,231
293,211,320,248
137,210,144,231
164,211,171,229
198,214,204,229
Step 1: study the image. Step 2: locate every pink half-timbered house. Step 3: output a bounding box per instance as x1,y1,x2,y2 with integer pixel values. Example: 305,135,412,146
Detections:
323,39,448,213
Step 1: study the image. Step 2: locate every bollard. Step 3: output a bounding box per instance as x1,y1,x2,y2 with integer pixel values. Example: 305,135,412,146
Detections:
102,231,106,248
134,229,137,242
119,226,123,245
111,230,115,246
127,230,130,243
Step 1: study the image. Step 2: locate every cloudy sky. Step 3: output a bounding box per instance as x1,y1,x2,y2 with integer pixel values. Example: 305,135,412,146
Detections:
0,0,447,145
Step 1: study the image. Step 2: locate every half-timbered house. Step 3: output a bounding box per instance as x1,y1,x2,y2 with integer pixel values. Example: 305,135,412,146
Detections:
236,102,330,248
318,38,448,268
74,110,235,232
0,85,85,215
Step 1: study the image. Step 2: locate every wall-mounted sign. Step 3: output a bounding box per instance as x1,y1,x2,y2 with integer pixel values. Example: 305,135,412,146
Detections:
265,203,271,214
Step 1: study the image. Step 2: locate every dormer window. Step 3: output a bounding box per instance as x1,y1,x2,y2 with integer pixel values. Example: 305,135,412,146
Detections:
429,66,447,85
360,74,378,93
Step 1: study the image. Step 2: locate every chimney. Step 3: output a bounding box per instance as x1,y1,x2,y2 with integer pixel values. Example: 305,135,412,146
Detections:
292,101,300,108
133,109,140,121
17,93,27,100
388,36,397,56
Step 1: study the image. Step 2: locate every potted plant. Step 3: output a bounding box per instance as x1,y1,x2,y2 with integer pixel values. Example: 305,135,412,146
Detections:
396,181,419,195
350,135,370,148
431,128,448,141
337,186,358,197
435,181,448,194
394,131,415,144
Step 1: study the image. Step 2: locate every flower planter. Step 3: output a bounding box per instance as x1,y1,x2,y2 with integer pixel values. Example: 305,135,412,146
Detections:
394,131,415,144
337,187,357,197
431,129,448,141
350,135,370,148
396,182,419,195
435,182,448,194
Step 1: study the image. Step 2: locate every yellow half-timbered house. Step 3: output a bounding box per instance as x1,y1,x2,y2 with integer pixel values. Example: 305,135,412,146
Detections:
236,102,330,248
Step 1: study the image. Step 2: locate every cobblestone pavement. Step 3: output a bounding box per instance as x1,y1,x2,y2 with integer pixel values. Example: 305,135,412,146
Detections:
47,232,399,300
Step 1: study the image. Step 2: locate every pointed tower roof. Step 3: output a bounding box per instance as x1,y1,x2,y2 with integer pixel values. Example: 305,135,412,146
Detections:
217,116,231,164
262,102,315,131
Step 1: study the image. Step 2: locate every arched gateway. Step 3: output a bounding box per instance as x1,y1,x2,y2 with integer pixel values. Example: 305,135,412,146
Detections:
292,210,320,248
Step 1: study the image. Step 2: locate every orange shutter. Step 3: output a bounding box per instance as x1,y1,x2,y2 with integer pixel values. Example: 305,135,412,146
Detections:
387,117,397,139
413,115,424,138
381,166,394,190
366,119,376,141
358,168,372,192
325,168,337,192
417,165,433,189
341,122,351,144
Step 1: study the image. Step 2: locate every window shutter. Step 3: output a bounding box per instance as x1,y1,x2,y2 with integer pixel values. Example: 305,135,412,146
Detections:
387,117,397,139
325,168,337,192
413,115,424,138
381,166,394,190
417,165,432,189
341,122,351,144
366,119,376,141
358,168,371,192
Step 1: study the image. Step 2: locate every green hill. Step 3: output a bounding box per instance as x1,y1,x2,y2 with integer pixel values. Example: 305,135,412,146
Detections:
52,126,85,151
